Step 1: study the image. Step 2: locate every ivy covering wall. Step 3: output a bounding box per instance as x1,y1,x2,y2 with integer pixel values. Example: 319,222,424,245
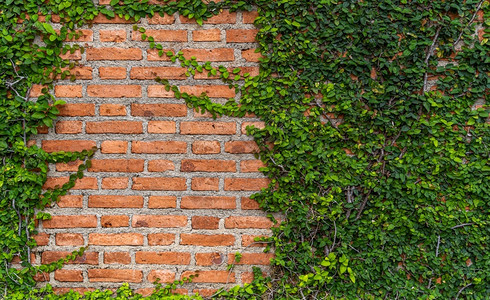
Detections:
1,0,489,299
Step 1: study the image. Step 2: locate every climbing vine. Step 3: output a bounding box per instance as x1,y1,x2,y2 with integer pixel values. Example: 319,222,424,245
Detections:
1,0,489,299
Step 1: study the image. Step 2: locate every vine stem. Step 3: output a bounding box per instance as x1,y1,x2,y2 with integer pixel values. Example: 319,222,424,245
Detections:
423,26,442,93
453,0,484,50
455,283,472,300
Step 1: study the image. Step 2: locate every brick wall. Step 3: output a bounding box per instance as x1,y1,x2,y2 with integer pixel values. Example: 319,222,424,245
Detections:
31,8,273,296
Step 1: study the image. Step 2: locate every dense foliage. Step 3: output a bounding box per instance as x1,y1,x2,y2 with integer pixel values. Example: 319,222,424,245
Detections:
1,0,489,299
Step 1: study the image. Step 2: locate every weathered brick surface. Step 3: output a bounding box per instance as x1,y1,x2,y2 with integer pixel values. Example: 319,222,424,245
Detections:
35,10,272,293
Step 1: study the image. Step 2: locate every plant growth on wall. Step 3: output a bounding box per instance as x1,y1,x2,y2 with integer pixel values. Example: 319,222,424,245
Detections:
1,0,489,299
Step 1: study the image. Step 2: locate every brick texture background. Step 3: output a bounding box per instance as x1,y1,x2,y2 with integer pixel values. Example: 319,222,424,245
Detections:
30,7,273,296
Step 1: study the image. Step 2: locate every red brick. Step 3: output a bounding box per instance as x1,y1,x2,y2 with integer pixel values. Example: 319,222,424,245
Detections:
131,103,187,117
54,85,82,97
86,121,142,133
92,14,136,24
33,233,50,246
52,288,95,294
147,49,173,61
42,251,98,265
88,195,144,208
241,121,265,134
181,234,234,246
132,215,187,228
193,289,218,297
240,160,265,172
55,121,82,134
132,177,186,191
147,85,175,97
29,85,47,97
181,122,235,135
181,159,236,172
105,252,131,264
44,177,98,190
191,177,219,191
57,66,93,80
182,48,234,61
195,253,225,266
181,271,234,283
192,216,219,229
55,160,83,172
130,67,187,80
132,30,187,42
57,195,83,208
243,11,259,23
224,178,270,191
225,216,273,229
242,49,262,62
135,252,190,264
99,67,126,79
100,104,127,116
58,103,95,116
227,29,258,42
102,177,129,189
88,159,144,173
88,269,142,283
148,233,175,246
56,233,84,246
43,215,97,229
228,253,273,265
181,196,235,209
86,48,142,60
148,196,176,208
60,49,81,60
60,29,93,41
89,233,144,246
148,160,175,172
181,85,235,98
224,141,259,153
241,235,269,247
101,141,128,154
101,215,129,228
180,10,236,24
148,270,175,283
99,29,126,42
148,121,177,134
55,270,83,282
148,13,175,24
193,29,221,41
87,85,141,97
241,197,260,210
192,141,220,154
132,141,187,154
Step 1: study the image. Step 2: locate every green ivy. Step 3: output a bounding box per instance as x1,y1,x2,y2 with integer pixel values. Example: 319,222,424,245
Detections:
1,0,489,299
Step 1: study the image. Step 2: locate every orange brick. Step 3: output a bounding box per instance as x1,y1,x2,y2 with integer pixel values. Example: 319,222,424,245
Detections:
88,159,144,172
132,215,187,228
99,29,126,42
55,160,83,172
130,67,187,80
43,177,98,190
105,252,131,264
88,195,144,208
241,197,260,210
224,141,259,153
180,10,236,24
89,233,144,246
181,159,236,172
192,216,219,229
58,103,95,116
241,235,269,247
42,251,98,265
102,177,129,189
225,216,273,229
241,121,265,134
43,215,97,229
56,233,84,246
55,270,83,282
148,121,177,134
180,234,234,246
86,48,142,60
193,29,221,41
60,49,81,60
193,289,219,297
240,160,265,172
101,215,129,228
192,141,221,154
101,141,128,154
57,195,83,208
191,177,219,191
54,85,82,97
224,178,270,191
148,196,177,209
148,233,175,246
182,48,234,61
181,271,234,283
181,196,235,209
132,141,187,154
195,253,225,266
93,14,136,24
56,66,93,80
33,233,50,246
147,270,175,283
86,121,142,133
148,13,175,24
87,85,141,97
243,11,259,23
131,103,187,117
55,121,82,134
52,288,95,294
99,67,126,79
228,253,273,265
181,122,236,135
135,252,190,264
88,269,142,283
99,104,127,116
227,29,258,42
147,49,173,61
147,85,175,97
148,160,175,172
132,177,186,191
60,29,93,41
181,85,235,98
132,30,187,42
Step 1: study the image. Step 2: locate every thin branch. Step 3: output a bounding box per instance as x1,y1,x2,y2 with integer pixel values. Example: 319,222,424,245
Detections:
423,26,442,92
451,223,474,230
455,283,472,300
355,189,372,220
453,0,484,50
435,235,441,257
